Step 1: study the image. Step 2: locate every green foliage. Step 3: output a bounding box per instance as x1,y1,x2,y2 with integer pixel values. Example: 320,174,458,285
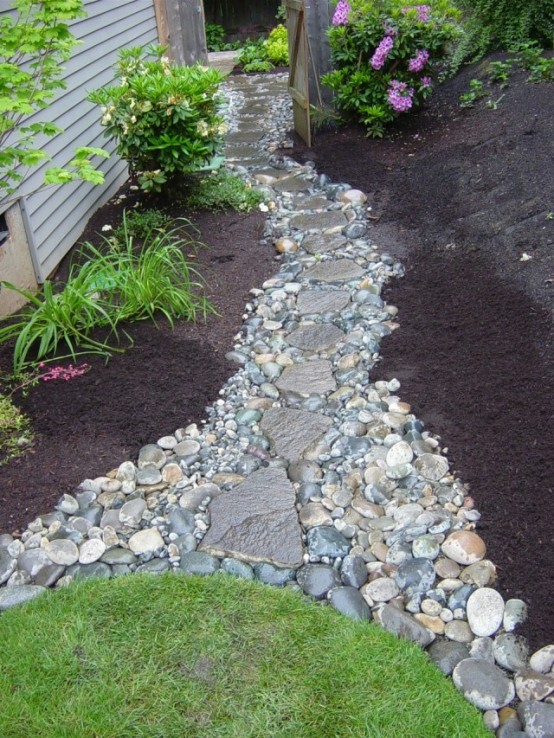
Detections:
323,0,461,137
488,60,511,85
238,38,275,72
0,217,214,372
88,46,225,192
515,41,554,81
266,24,289,65
0,392,32,466
113,208,172,242
459,78,486,107
184,171,265,212
0,574,491,738
0,0,107,198
451,0,554,71
205,22,226,51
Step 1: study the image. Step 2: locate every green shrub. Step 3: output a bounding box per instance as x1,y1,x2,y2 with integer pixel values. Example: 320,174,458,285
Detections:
323,0,461,137
205,22,226,51
238,38,275,72
88,45,225,192
184,171,265,212
0,392,33,465
451,0,554,71
266,24,289,65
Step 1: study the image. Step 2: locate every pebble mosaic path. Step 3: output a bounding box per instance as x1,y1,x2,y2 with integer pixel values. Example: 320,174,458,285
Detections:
0,72,553,737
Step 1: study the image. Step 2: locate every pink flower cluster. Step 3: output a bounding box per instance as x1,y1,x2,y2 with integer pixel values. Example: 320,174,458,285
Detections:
383,22,399,38
421,75,433,88
408,48,430,72
402,5,431,22
387,79,414,112
332,0,351,25
39,362,91,382
371,35,394,70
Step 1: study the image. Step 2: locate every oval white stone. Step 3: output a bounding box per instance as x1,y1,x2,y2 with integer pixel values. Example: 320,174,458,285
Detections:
467,587,505,637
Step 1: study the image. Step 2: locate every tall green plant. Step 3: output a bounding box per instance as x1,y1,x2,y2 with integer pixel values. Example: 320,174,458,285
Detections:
88,46,225,192
0,0,108,199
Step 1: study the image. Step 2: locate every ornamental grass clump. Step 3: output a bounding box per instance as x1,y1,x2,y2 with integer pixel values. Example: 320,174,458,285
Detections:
323,0,461,137
88,45,225,192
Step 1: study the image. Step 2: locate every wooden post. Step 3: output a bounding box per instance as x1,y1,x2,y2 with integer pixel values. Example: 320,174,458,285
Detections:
304,0,333,106
153,0,208,66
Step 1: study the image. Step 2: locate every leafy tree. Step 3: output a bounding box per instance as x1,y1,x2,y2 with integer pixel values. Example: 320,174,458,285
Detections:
0,0,108,201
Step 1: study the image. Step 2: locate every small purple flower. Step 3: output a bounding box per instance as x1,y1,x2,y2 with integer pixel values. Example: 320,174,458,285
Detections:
332,0,351,26
387,79,415,112
371,35,394,70
383,22,399,38
408,49,430,72
421,76,433,88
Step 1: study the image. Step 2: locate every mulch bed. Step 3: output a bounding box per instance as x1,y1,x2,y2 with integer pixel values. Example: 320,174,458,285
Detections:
290,56,554,649
0,188,276,536
1,54,552,650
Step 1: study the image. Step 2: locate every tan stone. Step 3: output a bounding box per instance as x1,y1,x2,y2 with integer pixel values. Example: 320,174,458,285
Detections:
460,559,496,587
441,530,486,565
414,613,445,634
274,236,299,254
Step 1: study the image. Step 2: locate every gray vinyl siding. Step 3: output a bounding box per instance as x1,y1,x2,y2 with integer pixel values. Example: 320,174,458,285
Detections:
0,0,159,282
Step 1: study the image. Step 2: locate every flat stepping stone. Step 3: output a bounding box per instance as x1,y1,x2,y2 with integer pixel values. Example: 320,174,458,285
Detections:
226,130,263,144
260,407,332,462
302,233,347,254
287,324,345,351
297,289,350,315
303,260,365,283
224,145,267,164
293,195,330,210
275,359,336,395
273,176,312,193
199,467,303,568
252,167,292,184
290,211,348,231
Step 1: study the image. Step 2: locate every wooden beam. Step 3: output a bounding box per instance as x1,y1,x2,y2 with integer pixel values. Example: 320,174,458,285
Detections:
153,0,170,47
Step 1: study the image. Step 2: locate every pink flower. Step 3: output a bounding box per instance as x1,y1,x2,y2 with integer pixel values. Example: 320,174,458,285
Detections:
332,0,351,25
371,35,394,70
408,49,430,72
402,5,431,22
421,75,433,88
387,79,414,112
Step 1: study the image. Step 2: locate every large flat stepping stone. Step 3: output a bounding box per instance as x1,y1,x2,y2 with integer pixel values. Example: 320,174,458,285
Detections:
226,130,264,144
275,360,336,395
303,260,365,283
297,289,350,315
287,324,345,351
198,467,303,568
224,145,267,164
302,233,347,254
260,407,333,462
273,176,312,193
290,211,348,231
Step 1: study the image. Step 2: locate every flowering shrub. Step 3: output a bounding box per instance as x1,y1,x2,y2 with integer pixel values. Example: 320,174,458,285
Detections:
88,45,225,191
323,0,460,136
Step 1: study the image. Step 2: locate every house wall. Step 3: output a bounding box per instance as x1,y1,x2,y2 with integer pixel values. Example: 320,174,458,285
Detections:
0,0,159,316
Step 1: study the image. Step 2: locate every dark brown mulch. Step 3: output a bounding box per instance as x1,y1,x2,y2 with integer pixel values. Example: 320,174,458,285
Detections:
290,56,554,649
0,188,276,535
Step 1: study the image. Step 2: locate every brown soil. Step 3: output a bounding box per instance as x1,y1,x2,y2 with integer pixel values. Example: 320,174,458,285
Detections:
0,188,276,536
290,56,554,650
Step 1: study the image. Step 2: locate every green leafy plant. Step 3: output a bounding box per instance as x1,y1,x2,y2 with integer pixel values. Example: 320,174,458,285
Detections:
183,171,265,212
238,39,275,72
323,0,461,137
266,24,289,65
112,208,172,242
88,45,225,192
0,0,108,200
0,216,214,371
205,22,226,51
514,42,554,81
488,60,511,86
0,391,33,465
459,78,486,107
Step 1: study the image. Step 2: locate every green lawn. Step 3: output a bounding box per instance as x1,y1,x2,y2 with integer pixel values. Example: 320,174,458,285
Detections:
0,573,488,738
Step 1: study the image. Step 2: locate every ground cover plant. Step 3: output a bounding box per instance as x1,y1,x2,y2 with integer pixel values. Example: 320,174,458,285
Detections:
0,573,489,738
322,0,460,136
88,45,226,192
183,170,266,212
237,24,290,73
